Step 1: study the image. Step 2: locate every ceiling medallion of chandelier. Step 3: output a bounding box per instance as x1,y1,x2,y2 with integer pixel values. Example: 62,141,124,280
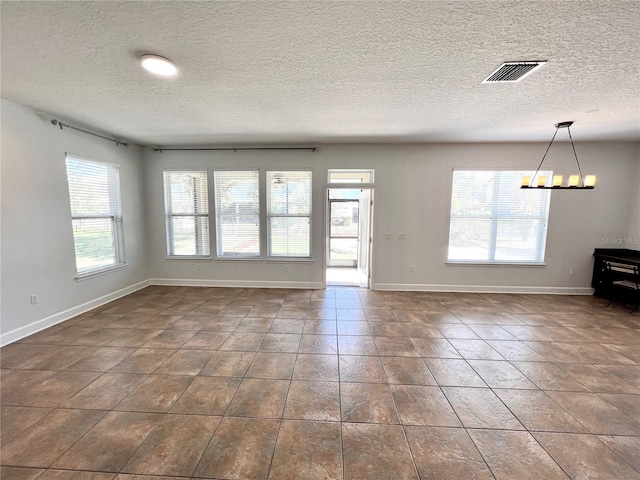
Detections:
522,121,596,190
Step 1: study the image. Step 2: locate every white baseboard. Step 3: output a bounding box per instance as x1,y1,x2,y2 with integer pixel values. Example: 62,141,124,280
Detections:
149,278,325,290
0,280,151,347
372,283,594,295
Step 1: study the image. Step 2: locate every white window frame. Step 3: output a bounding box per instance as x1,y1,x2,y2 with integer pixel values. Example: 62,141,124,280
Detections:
163,170,211,258
267,170,312,259
328,169,375,184
447,169,552,265
65,154,126,278
213,170,261,259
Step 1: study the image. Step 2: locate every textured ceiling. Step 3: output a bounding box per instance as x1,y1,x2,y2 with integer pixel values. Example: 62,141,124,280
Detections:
1,1,639,145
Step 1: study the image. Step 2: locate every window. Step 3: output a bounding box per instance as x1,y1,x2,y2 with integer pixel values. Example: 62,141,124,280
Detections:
448,170,551,264
214,171,260,258
163,171,210,256
267,171,312,258
328,169,374,184
65,155,125,276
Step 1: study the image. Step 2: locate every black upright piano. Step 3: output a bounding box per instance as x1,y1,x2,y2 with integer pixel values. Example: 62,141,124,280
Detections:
592,248,640,313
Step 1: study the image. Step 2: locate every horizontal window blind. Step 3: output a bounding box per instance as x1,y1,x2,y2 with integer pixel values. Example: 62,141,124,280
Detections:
65,156,124,275
214,170,260,258
448,170,551,263
164,171,210,256
267,171,312,258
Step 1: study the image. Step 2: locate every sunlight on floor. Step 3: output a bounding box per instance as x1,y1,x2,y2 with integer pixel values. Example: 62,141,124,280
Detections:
327,267,361,287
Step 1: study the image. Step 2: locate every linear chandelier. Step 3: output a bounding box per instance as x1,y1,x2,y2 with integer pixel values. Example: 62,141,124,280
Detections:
521,121,596,189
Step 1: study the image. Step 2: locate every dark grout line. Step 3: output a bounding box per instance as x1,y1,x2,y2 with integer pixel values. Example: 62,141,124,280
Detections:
3,286,640,479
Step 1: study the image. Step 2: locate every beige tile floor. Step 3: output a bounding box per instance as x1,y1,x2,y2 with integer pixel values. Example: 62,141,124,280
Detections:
1,286,640,480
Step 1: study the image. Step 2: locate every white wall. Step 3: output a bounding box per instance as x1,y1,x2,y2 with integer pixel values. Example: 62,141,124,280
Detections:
2,97,637,347
625,145,640,251
143,140,639,293
1,99,149,344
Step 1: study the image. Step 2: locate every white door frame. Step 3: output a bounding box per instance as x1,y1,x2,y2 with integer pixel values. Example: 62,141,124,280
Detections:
324,185,375,288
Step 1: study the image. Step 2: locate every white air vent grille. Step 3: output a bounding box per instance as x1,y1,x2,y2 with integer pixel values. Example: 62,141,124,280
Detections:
483,61,546,83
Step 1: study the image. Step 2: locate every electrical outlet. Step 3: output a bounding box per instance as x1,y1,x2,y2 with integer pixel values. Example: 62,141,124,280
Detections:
385,232,394,239
30,294,38,305
410,265,415,272
398,233,407,240
196,263,202,271
285,265,288,271
569,268,576,275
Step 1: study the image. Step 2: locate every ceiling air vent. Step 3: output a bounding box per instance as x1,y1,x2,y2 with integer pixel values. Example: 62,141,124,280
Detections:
482,61,546,83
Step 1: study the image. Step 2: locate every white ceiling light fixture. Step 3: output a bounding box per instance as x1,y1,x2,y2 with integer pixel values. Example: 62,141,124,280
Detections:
140,54,178,77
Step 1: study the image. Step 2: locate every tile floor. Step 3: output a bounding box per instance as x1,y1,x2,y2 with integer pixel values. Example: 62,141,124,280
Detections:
1,286,640,480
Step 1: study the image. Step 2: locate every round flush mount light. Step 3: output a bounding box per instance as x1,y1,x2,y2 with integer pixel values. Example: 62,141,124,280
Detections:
140,54,178,77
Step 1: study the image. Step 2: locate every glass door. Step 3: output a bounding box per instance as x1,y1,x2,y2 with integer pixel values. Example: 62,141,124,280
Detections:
328,194,359,267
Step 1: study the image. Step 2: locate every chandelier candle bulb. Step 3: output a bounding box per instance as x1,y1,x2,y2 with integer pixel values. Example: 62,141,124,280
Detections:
537,175,547,187
553,175,563,187
522,176,532,188
569,175,580,187
584,175,597,187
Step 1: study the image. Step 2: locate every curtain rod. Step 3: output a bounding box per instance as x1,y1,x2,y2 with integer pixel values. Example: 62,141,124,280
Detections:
51,120,129,147
152,146,317,152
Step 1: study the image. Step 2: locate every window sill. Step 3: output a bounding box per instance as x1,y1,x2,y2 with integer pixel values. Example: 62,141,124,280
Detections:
266,257,314,263
165,256,213,261
75,263,129,281
215,257,262,262
446,261,546,267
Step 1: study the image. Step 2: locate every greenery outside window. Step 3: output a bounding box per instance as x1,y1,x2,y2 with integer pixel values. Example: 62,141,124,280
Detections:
448,170,551,264
214,170,260,258
267,170,312,258
164,171,210,256
65,155,125,276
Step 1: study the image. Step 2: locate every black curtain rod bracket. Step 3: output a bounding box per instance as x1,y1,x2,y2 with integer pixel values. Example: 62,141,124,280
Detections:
51,120,128,147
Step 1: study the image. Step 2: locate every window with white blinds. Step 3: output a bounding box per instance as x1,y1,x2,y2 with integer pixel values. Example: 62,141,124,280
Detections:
214,170,260,258
267,171,312,258
163,171,210,256
448,170,552,264
65,155,125,276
